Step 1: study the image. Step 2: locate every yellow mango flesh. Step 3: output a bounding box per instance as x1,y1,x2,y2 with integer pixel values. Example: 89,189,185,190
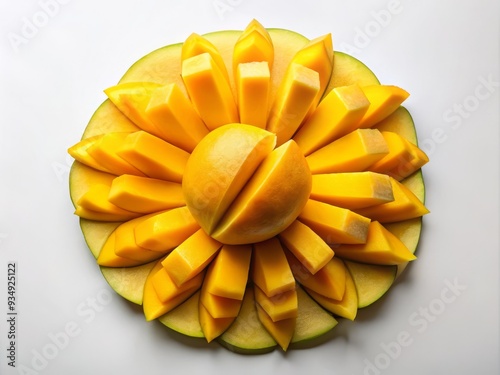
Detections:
279,220,334,274
266,63,320,146
182,53,238,130
256,303,296,351
306,128,389,174
358,85,410,128
356,177,429,223
299,199,370,245
97,232,147,268
203,245,252,300
182,123,276,235
145,83,208,153
159,291,204,338
200,290,242,319
293,84,370,155
334,221,416,265
304,262,358,321
254,285,298,322
310,171,394,210
117,131,189,183
68,134,111,173
232,19,274,74
161,229,222,287
236,61,270,129
212,140,311,244
151,265,205,304
252,237,295,297
108,174,184,214
199,300,234,343
133,207,200,252
286,251,346,301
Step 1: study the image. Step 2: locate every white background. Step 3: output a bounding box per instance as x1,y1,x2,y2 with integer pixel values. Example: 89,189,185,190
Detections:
0,0,499,374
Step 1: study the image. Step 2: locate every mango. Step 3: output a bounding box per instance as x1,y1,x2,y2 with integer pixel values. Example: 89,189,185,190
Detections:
256,303,296,351
68,134,112,173
199,300,234,343
97,232,147,268
254,285,298,322
358,85,409,128
159,291,204,338
151,265,205,304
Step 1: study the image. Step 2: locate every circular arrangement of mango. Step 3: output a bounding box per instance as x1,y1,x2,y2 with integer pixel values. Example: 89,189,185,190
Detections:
68,20,429,353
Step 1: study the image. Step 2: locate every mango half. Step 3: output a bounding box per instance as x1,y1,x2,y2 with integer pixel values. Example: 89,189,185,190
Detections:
68,20,429,353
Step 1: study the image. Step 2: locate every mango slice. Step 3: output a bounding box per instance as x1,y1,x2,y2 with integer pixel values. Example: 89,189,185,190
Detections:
159,291,204,338
108,174,184,214
358,85,409,128
200,287,242,319
202,245,252,300
68,135,112,173
233,19,274,74
160,229,222,287
299,199,370,245
97,232,147,268
293,84,370,155
182,124,276,234
310,171,394,210
117,131,189,183
355,177,429,223
145,83,209,152
182,52,238,130
199,300,234,342
151,266,205,304
236,61,270,129
266,63,320,146
212,140,311,244
306,128,389,174
279,220,334,274
86,132,146,177
104,82,163,137
286,251,346,301
256,303,296,351
333,221,416,265
254,285,298,322
252,237,295,297
304,262,358,321
133,207,200,252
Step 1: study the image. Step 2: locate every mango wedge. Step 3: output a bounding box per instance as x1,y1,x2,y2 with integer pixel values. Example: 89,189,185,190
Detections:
68,134,112,173
252,237,295,297
334,221,416,265
200,282,242,319
199,300,234,343
306,128,389,174
358,85,409,128
117,131,189,183
108,174,184,214
133,207,200,252
299,199,370,245
254,285,298,322
233,19,274,74
266,63,320,146
203,245,252,300
279,220,334,274
159,291,204,338
97,232,147,268
161,229,222,287
256,303,296,351
182,52,238,130
310,171,394,210
212,140,311,244
355,177,429,223
236,61,270,129
293,84,370,155
151,266,205,304
145,83,209,152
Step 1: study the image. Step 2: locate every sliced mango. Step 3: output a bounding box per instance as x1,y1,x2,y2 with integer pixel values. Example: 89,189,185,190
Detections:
199,300,234,342
144,83,208,152
266,63,320,146
334,221,416,265
304,262,358,321
108,174,184,214
310,171,394,210
212,140,311,244
286,251,346,301
299,199,370,245
86,132,146,177
254,285,298,322
133,207,200,252
252,237,295,297
236,61,270,129
104,82,162,136
279,220,334,274
151,266,205,304
355,177,429,223
182,124,276,234
97,232,147,268
293,84,370,155
182,52,238,130
74,206,134,223
161,229,222,287
200,282,242,319
203,245,252,300
68,134,112,173
358,85,409,128
159,291,204,338
256,303,296,351
306,129,389,174
233,19,274,74
76,184,141,222
117,131,189,183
